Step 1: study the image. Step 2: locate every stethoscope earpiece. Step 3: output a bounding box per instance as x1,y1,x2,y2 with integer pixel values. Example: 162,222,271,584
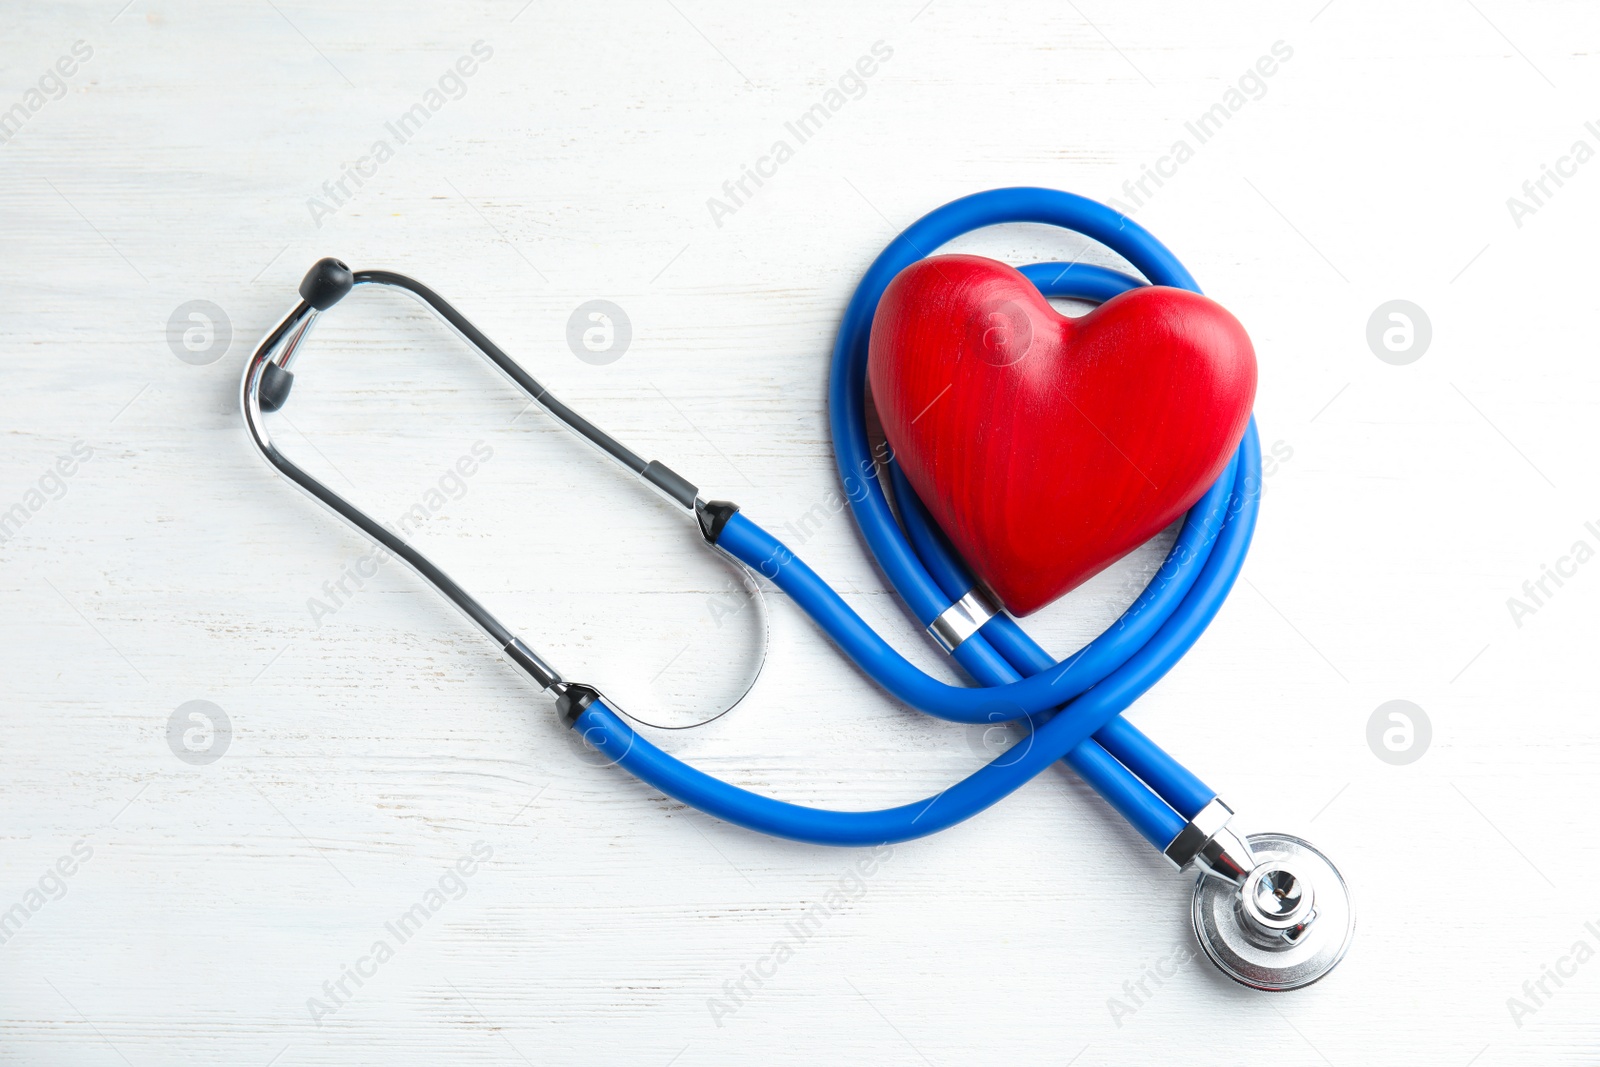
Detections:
299,257,353,310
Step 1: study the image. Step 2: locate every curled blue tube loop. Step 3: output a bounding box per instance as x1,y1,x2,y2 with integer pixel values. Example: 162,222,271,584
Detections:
574,187,1261,850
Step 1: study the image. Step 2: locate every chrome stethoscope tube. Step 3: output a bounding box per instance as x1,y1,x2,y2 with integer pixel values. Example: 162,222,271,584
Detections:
241,258,712,696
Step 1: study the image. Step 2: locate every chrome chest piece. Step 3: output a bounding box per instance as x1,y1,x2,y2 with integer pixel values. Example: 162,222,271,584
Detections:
1165,800,1355,991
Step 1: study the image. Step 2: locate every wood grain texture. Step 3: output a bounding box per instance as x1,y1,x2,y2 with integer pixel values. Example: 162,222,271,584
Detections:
2,1,1599,1064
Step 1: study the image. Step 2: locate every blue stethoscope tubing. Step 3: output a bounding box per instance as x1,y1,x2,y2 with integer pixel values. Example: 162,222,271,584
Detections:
568,187,1262,853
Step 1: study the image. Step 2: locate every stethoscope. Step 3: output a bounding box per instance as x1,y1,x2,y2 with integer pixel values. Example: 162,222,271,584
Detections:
241,187,1353,992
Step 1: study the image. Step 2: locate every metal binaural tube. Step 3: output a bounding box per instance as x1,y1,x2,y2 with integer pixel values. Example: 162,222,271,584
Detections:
240,259,721,699
240,272,544,687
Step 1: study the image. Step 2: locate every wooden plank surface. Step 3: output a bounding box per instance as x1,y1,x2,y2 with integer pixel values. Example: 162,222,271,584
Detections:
2,1,1597,1063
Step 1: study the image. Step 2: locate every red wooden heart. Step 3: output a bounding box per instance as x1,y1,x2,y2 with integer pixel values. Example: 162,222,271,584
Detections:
868,254,1256,617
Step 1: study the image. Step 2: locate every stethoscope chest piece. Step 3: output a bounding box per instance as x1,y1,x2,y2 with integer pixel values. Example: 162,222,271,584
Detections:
1191,833,1355,992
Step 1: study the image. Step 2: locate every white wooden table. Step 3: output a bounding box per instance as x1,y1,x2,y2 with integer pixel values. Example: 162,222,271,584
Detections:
3,1,1598,1063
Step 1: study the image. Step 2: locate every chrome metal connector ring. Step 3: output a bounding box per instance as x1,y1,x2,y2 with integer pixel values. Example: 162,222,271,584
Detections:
1163,797,1236,869
927,588,999,652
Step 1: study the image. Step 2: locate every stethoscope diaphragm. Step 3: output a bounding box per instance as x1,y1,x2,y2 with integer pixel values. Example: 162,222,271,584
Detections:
1191,832,1356,992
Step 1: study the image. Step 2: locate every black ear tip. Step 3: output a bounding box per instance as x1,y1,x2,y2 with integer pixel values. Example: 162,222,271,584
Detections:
258,362,295,412
299,257,354,310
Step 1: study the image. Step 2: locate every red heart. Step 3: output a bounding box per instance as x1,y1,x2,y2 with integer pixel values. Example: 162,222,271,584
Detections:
868,254,1256,617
